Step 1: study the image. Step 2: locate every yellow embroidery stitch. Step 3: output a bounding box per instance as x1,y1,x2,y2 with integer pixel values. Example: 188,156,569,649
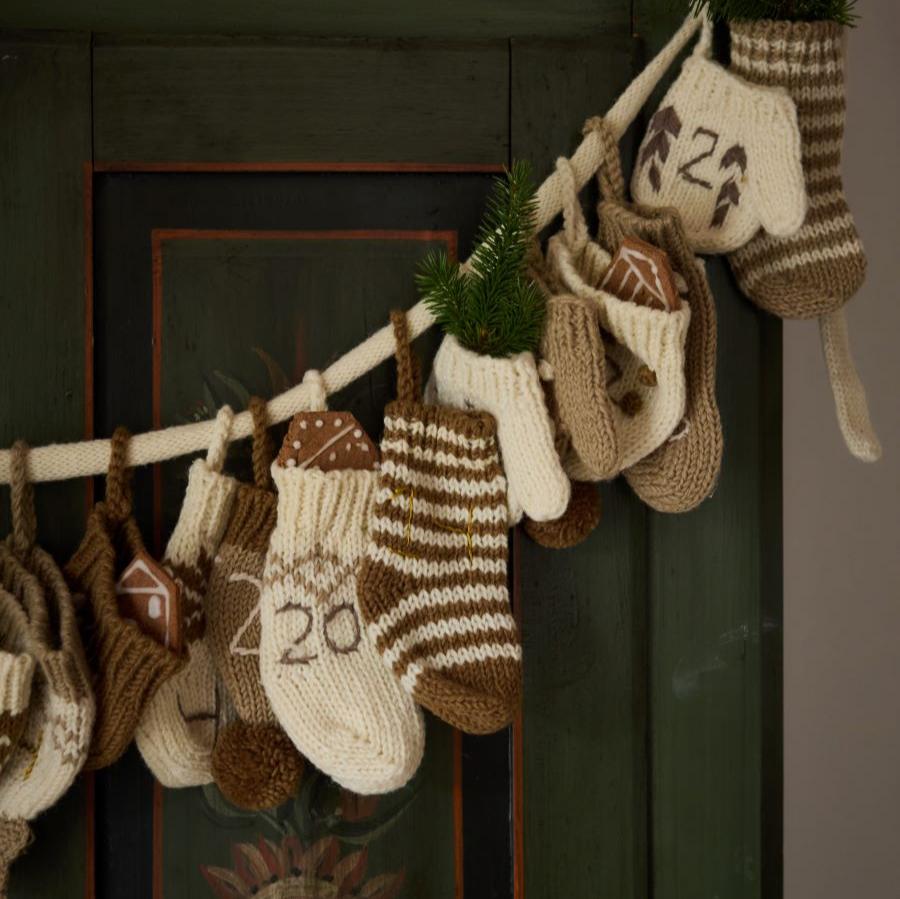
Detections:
433,504,475,559
22,731,43,781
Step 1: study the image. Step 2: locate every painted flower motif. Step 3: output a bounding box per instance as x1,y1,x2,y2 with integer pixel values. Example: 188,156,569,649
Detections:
201,835,404,899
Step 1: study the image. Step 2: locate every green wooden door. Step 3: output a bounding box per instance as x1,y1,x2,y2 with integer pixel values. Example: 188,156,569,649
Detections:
0,4,781,898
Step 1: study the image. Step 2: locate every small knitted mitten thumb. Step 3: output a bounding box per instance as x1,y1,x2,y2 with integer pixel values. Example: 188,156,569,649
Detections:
261,466,425,795
432,334,571,524
727,19,865,318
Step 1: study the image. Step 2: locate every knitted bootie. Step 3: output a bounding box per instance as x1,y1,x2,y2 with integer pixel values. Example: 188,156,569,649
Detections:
261,465,425,794
135,406,239,788
0,596,34,777
547,155,692,485
65,428,181,771
728,19,865,319
358,311,522,735
206,398,305,809
632,18,806,253
0,443,94,822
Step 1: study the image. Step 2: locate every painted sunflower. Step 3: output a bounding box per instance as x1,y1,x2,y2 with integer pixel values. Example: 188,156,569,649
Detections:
201,835,404,899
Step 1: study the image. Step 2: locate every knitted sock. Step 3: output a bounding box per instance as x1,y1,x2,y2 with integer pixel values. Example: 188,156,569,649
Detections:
358,312,522,735
206,398,304,809
0,596,34,777
261,466,425,794
431,334,570,525
136,406,238,788
631,18,806,254
728,20,866,319
65,428,181,771
546,155,692,483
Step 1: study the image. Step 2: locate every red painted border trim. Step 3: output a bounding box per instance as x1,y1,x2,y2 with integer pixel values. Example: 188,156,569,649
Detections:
150,224,462,897
94,161,505,174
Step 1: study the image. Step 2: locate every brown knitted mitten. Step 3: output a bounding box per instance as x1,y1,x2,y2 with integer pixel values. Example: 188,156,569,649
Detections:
65,428,182,771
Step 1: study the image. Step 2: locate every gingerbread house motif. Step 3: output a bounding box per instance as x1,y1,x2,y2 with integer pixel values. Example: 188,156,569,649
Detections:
115,550,181,652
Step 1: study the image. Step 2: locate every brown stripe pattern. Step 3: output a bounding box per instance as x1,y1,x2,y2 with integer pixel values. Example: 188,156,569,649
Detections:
357,400,522,735
728,19,866,319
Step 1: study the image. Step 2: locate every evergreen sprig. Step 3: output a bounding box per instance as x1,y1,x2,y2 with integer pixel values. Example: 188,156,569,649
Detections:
686,0,859,25
417,160,544,358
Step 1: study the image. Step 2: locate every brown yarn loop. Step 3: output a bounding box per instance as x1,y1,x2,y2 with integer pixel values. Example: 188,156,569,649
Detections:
9,440,37,555
582,116,625,202
390,309,421,404
105,427,133,523
248,397,274,490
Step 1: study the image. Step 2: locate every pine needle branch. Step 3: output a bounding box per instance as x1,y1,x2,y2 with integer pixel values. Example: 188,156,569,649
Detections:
686,0,859,25
417,161,545,358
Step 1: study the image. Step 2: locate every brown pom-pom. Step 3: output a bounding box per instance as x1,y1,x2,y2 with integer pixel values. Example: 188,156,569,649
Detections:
211,720,304,810
523,482,601,549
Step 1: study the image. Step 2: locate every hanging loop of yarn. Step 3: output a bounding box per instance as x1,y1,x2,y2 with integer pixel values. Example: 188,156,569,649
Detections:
391,310,421,404
582,116,626,203
205,405,235,473
248,397,274,490
105,427,133,523
301,368,328,412
9,441,37,555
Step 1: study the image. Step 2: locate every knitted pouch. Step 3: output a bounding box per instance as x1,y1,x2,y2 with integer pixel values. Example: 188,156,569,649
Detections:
261,464,425,795
206,397,306,810
65,428,182,771
546,153,692,484
358,311,522,735
631,18,806,254
135,405,239,788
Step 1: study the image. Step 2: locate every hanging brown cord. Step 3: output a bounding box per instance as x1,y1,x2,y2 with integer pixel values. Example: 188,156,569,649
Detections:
390,309,421,404
9,441,37,556
582,116,626,202
105,427,133,524
248,397,274,490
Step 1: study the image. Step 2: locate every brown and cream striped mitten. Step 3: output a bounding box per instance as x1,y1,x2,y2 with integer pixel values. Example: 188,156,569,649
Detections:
358,311,522,735
65,428,181,771
136,406,239,788
205,397,306,809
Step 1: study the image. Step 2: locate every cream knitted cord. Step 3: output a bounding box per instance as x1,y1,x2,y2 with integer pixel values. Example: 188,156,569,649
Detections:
431,336,570,525
261,466,425,795
631,18,806,253
135,406,239,788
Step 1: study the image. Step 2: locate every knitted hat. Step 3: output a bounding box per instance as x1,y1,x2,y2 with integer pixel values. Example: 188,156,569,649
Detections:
261,464,425,794
358,311,522,735
632,18,806,254
430,325,570,524
0,443,94,826
135,405,239,788
206,397,306,810
65,428,182,771
546,153,692,486
726,19,880,463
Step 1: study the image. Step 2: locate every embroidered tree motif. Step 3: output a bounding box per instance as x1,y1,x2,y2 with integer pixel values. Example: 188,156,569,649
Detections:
639,106,682,193
711,144,747,229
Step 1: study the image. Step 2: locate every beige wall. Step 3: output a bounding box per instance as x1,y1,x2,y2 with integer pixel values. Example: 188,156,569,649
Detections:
783,4,900,897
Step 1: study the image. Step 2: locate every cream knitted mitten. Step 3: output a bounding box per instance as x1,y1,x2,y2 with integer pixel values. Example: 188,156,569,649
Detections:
205,398,306,810
728,19,865,319
261,466,425,795
358,312,522,735
431,334,570,525
136,406,238,788
632,18,806,253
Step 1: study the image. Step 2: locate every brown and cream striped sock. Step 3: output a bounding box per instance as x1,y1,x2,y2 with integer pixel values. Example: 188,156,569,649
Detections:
357,311,522,736
728,19,866,319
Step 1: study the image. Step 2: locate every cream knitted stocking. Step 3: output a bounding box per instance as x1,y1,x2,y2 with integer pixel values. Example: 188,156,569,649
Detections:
632,18,806,254
358,312,522,735
135,406,238,788
205,398,305,810
261,465,425,795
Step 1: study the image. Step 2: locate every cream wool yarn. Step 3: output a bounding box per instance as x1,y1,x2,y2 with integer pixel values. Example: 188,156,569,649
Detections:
431,335,570,525
135,406,239,788
0,596,34,777
632,19,806,254
261,465,425,795
546,157,690,480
